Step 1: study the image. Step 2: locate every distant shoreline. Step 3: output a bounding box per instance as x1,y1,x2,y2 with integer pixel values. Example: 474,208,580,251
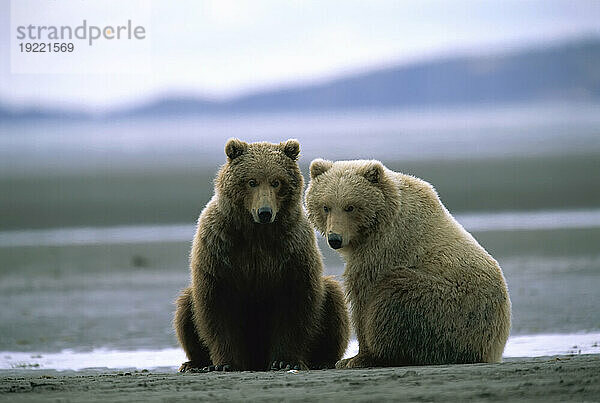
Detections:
2,208,600,247
2,102,600,178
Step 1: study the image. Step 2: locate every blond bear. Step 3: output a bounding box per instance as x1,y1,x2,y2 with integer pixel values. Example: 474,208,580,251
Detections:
305,159,511,368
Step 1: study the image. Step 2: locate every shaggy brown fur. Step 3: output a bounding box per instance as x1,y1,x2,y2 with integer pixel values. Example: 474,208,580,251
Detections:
174,139,349,372
305,159,511,368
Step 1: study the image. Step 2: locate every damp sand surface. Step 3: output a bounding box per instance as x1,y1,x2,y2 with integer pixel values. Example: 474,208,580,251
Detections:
1,355,599,402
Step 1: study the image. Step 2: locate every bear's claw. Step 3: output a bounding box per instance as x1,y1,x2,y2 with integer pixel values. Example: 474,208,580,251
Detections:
202,364,232,372
270,360,301,371
179,361,232,373
179,361,208,373
335,358,350,369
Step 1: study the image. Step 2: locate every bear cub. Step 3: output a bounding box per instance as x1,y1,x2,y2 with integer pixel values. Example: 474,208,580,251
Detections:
305,159,511,368
174,139,349,372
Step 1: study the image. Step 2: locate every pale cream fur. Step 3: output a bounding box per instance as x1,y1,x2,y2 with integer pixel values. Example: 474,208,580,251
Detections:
305,159,511,368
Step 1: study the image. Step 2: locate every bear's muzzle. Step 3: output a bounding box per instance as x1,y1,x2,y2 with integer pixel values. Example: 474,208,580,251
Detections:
257,206,273,224
327,233,343,249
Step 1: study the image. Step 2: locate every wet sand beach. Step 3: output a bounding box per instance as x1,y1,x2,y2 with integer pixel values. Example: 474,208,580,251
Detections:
1,355,599,402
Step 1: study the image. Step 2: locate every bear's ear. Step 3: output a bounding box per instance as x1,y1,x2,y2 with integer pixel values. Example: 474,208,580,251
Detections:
310,159,333,179
360,161,384,184
225,138,248,161
280,139,300,161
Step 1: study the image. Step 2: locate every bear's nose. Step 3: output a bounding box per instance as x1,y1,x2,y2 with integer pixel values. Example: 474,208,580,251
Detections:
257,206,273,223
327,233,343,249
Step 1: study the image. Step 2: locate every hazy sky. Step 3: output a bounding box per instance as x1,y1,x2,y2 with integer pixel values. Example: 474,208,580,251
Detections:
1,0,599,111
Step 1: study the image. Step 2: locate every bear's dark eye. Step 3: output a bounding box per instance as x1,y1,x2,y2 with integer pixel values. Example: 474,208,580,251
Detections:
323,206,329,213
345,205,354,212
271,180,280,188
248,179,258,187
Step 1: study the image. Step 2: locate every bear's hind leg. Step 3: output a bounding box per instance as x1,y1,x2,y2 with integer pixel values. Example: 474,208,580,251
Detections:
364,268,484,366
174,287,211,372
306,276,350,369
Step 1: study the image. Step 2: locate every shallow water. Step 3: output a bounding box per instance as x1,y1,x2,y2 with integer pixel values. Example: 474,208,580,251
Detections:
1,333,599,371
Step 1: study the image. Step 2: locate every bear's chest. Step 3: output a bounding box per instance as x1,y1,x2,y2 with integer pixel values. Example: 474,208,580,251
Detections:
224,245,290,289
231,242,288,267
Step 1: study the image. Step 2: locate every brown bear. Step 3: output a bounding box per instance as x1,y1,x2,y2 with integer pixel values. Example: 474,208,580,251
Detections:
174,139,349,372
305,159,511,368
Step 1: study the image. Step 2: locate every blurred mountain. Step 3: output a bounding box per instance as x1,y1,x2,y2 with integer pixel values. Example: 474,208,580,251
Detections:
1,38,599,120
0,105,88,121
234,38,600,110
113,96,221,118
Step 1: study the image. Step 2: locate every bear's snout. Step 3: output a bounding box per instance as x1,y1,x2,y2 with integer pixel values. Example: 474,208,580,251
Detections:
327,233,343,249
257,206,273,223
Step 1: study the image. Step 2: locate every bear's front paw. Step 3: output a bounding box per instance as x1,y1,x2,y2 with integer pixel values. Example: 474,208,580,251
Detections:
335,358,351,369
179,361,210,373
336,354,376,369
270,360,306,371
202,364,232,372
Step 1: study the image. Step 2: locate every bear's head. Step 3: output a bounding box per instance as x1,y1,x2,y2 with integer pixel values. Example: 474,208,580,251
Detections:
215,138,303,225
305,159,396,250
